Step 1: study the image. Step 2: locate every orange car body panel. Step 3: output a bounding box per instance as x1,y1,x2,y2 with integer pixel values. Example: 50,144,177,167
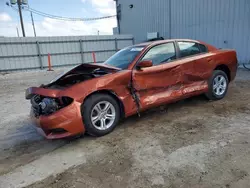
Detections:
129,40,237,111
30,101,84,139
26,39,238,139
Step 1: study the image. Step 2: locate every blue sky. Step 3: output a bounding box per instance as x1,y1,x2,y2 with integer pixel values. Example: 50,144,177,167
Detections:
0,0,117,37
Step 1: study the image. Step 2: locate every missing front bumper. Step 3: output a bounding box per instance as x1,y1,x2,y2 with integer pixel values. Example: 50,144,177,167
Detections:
30,101,85,139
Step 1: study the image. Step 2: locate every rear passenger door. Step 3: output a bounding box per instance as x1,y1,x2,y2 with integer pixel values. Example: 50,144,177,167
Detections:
176,41,210,94
191,43,214,80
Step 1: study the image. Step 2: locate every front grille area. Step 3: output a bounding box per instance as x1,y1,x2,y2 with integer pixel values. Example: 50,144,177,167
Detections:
30,95,73,117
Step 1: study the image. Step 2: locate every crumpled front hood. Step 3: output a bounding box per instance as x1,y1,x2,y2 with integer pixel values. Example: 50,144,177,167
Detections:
25,63,121,99
25,87,60,99
49,63,121,84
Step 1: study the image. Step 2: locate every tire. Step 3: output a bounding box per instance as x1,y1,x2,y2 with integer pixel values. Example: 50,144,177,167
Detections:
205,70,229,100
82,94,121,137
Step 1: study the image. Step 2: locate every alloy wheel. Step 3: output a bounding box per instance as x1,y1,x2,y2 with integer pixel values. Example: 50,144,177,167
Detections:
213,75,227,96
91,101,116,131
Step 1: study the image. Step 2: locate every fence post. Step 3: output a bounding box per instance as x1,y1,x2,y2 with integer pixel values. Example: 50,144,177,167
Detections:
79,39,84,64
115,38,118,51
47,53,53,71
92,52,96,64
132,37,135,45
36,41,43,69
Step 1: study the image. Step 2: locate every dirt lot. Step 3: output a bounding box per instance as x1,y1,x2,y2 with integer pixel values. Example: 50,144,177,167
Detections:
0,68,250,188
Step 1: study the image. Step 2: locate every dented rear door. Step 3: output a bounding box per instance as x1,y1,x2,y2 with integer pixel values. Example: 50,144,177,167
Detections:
176,41,211,95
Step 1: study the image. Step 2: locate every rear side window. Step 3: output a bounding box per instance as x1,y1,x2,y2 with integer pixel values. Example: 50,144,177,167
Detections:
178,42,207,58
198,44,208,53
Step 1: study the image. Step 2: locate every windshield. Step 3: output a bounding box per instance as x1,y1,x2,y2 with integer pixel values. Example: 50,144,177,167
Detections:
104,46,145,69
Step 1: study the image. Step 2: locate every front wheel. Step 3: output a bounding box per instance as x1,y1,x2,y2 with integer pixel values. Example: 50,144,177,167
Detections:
82,94,121,137
205,70,229,100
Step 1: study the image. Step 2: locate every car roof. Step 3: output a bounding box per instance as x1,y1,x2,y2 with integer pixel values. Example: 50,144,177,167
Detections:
132,39,203,48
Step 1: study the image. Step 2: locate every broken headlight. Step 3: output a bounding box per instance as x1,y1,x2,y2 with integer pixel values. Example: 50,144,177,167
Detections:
39,98,59,115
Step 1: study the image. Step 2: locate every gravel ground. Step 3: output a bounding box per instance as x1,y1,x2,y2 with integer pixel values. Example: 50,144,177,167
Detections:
0,68,250,188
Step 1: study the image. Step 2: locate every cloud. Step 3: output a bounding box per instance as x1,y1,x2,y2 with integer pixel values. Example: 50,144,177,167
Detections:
94,0,116,16
82,0,116,16
0,12,12,22
0,1,117,37
97,7,116,15
39,17,116,36
81,0,114,7
91,0,114,8
0,16,117,37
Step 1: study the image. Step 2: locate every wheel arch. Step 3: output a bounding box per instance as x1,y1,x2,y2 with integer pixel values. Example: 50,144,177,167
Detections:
82,89,125,119
214,64,231,82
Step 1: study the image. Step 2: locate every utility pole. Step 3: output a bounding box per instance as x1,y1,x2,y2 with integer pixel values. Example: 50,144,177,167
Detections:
6,0,26,37
7,0,37,37
17,0,26,37
115,0,121,34
29,6,36,37
16,27,20,37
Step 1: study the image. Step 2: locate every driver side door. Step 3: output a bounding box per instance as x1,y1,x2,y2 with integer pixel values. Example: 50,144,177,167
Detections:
132,42,184,110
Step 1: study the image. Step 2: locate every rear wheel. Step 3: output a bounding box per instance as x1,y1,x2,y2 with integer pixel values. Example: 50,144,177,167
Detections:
82,94,120,136
205,70,229,100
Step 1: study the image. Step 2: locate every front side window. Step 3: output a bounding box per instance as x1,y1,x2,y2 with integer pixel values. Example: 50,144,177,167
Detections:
141,43,176,66
178,42,201,58
104,46,145,70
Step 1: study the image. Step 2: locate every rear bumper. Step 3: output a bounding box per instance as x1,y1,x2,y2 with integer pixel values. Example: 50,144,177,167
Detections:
30,101,85,139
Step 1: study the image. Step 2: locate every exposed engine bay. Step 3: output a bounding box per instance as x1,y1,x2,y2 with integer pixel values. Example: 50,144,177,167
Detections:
44,63,119,89
45,68,109,89
29,63,120,117
31,95,73,117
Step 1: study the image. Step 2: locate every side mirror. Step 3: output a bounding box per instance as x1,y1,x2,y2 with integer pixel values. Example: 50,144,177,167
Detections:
136,60,153,69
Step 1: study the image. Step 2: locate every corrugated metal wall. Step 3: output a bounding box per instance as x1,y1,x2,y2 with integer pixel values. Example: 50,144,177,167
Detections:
118,0,171,43
118,0,250,64
0,35,134,71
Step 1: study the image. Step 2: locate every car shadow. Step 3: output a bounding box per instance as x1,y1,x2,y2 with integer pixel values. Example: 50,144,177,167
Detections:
2,95,208,158
116,94,209,129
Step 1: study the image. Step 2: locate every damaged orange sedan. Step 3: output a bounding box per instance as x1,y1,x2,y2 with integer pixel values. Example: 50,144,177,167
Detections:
26,39,238,139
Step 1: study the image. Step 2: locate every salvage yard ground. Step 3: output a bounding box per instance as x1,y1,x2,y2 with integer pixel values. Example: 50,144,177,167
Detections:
0,68,250,188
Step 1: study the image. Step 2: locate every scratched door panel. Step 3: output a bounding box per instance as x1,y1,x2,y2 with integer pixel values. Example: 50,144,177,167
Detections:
133,62,183,109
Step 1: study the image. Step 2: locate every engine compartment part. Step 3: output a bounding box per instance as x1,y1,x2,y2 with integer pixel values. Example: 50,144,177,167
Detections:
47,73,94,89
45,64,119,89
31,95,73,117
39,98,59,115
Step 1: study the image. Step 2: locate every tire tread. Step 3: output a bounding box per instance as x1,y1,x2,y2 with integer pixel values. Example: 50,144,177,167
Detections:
205,70,229,100
82,94,120,137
